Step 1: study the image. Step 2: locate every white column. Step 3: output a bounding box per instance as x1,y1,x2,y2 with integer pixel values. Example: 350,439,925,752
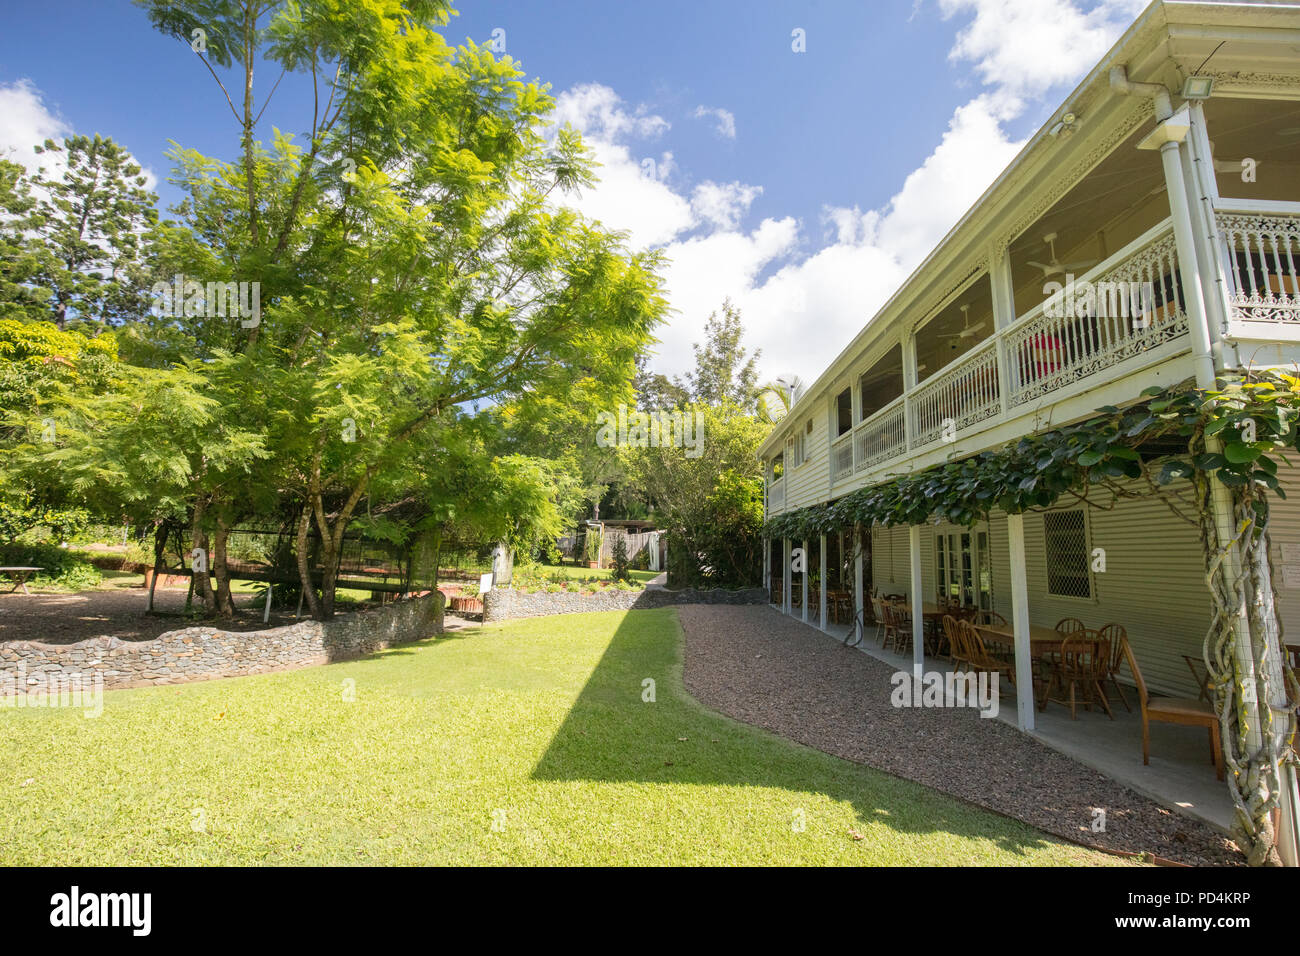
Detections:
819,534,828,632
801,538,809,624
901,331,918,452
762,536,770,602
989,243,1015,414
854,524,865,645
782,538,792,616
1007,512,1036,731
909,525,924,679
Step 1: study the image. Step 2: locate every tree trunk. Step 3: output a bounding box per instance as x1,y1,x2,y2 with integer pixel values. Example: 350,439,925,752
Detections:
212,518,235,618
295,504,322,620
190,500,214,615
147,521,166,613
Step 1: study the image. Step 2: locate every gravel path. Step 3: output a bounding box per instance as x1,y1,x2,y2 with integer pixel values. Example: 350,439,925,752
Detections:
678,604,1242,866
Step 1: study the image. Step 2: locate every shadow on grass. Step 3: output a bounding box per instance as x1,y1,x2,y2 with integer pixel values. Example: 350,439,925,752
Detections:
528,607,1073,861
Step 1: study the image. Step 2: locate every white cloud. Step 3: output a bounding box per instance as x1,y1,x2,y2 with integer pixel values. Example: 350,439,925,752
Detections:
554,83,670,141
0,79,72,175
938,0,1147,99
550,0,1147,386
691,105,737,139
690,181,762,231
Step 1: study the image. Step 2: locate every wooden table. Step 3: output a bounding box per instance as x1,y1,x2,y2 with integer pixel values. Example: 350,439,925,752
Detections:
974,622,1070,658
0,567,43,595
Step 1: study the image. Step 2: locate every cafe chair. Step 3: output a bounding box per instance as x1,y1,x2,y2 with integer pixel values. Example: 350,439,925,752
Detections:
1120,636,1224,781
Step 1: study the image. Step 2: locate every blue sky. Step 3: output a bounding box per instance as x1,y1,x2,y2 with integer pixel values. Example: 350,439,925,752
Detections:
0,0,1150,384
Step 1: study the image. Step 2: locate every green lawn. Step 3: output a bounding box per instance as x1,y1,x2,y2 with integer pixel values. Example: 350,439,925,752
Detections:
0,609,1123,865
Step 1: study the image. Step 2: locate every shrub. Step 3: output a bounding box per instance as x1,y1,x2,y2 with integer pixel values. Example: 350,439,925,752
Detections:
610,536,631,583
0,542,102,591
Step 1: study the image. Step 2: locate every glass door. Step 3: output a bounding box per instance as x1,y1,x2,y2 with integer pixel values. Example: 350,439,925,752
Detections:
934,527,993,610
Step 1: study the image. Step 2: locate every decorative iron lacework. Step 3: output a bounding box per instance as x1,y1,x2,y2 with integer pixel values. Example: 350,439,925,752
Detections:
1216,212,1300,325
910,341,1001,448
1007,231,1190,409
855,404,906,471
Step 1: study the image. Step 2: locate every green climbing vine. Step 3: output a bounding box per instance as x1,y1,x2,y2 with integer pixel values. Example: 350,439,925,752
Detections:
765,370,1300,865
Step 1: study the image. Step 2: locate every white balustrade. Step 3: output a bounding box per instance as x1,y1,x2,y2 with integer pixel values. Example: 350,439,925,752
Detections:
854,398,906,471
909,339,1000,448
1005,226,1189,409
1216,209,1300,325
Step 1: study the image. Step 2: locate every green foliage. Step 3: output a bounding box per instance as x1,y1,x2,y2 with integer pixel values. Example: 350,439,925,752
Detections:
28,135,159,328
0,541,102,590
610,535,631,583
681,298,761,411
621,403,766,588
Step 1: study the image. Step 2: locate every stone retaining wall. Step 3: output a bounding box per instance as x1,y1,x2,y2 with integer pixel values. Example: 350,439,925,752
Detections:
482,585,766,622
0,592,444,692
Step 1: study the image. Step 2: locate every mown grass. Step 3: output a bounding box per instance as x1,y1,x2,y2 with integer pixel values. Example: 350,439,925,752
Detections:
0,609,1125,865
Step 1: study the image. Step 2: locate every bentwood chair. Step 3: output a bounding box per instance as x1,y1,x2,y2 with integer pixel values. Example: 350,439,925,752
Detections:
1056,617,1086,636
1097,623,1132,711
886,601,913,655
957,621,1012,692
1120,636,1224,780
943,615,969,670
1041,634,1113,720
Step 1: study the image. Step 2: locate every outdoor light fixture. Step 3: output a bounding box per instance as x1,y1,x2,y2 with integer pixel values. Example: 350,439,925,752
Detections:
1049,110,1080,138
1181,75,1215,99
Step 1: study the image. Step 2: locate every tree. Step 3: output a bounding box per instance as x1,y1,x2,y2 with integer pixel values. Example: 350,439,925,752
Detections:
682,298,760,410
621,402,766,587
29,135,158,329
754,374,804,423
130,0,667,618
0,160,52,322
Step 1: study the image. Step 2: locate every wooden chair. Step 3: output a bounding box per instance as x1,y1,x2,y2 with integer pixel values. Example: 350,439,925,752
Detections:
1097,623,1132,712
885,601,913,655
1120,636,1224,781
1040,634,1113,720
878,600,900,650
1055,617,1086,635
971,609,1007,627
958,620,1009,678
943,615,968,669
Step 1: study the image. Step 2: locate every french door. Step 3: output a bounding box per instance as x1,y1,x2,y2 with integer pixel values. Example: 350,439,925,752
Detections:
934,526,993,611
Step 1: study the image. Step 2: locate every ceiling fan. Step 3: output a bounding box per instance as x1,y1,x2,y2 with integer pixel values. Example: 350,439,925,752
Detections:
1207,139,1259,177
938,304,986,347
1027,232,1097,277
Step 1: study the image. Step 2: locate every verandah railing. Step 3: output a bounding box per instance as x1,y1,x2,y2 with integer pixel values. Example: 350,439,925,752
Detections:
853,395,906,473
1215,204,1300,326
842,216,1192,473
1004,223,1189,408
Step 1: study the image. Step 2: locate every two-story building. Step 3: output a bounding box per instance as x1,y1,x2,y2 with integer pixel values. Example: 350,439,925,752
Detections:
758,0,1300,861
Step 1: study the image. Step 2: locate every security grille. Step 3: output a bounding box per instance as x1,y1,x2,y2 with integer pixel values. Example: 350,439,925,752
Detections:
1044,510,1091,598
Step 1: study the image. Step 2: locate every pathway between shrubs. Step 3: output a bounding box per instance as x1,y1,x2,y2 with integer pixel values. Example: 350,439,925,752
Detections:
677,604,1241,866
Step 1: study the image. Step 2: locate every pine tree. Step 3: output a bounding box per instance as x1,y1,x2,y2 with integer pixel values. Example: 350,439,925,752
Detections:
30,135,158,329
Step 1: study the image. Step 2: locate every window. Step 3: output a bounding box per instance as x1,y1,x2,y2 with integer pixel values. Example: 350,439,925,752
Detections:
836,388,852,436
1044,510,1091,598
